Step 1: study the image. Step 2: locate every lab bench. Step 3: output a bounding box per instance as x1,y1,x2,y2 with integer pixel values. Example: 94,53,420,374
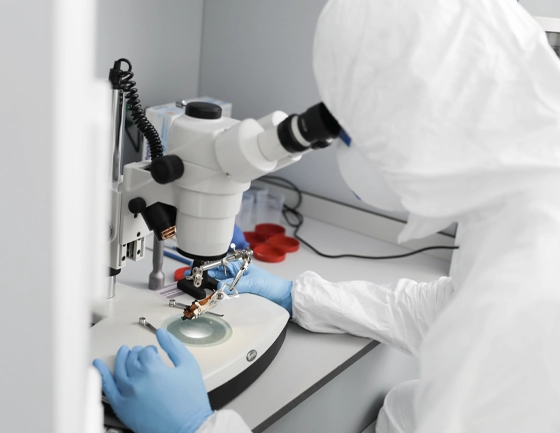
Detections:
118,213,450,433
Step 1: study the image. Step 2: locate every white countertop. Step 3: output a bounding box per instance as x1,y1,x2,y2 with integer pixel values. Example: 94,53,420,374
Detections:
118,216,449,431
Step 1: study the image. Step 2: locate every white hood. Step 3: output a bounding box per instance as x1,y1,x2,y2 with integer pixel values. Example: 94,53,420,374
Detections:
314,0,560,241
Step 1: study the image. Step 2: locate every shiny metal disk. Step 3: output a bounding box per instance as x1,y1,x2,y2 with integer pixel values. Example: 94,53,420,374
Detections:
161,314,232,347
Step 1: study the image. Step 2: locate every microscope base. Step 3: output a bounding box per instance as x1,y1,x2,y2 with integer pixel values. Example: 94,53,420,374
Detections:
91,282,289,427
209,322,287,409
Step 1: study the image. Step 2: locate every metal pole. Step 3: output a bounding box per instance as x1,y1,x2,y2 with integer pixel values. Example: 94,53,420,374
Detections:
106,88,125,299
110,89,125,182
108,275,116,299
149,237,165,290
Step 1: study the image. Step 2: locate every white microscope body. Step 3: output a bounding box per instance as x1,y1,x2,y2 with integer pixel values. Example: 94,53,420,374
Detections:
120,107,304,261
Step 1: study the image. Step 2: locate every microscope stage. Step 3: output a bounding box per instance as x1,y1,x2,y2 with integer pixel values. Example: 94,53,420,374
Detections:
91,282,289,407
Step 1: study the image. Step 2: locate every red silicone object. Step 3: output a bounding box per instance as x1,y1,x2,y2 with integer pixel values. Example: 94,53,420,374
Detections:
243,231,267,248
255,223,286,239
253,244,286,263
268,235,300,253
174,266,191,282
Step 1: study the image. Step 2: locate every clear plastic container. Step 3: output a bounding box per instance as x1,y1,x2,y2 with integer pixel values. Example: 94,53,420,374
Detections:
260,191,285,224
248,181,269,226
235,192,254,231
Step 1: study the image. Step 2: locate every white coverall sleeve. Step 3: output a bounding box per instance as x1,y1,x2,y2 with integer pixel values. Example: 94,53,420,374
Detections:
291,271,455,357
196,410,252,433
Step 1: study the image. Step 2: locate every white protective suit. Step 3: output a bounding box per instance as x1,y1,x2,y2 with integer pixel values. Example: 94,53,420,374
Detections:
199,0,560,432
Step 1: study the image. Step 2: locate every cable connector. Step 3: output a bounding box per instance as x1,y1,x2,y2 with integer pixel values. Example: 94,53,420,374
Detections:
108,60,126,89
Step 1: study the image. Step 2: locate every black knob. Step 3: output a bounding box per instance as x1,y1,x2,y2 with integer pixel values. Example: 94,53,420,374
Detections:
185,102,222,120
151,155,185,184
128,197,147,214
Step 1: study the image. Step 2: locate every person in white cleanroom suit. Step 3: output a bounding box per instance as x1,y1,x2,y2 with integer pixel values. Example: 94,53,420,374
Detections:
94,0,560,432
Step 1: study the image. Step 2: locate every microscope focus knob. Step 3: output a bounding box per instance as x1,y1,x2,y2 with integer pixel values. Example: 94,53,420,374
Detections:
128,197,147,214
151,155,185,184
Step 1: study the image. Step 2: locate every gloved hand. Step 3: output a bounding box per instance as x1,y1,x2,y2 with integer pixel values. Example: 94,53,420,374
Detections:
230,224,249,250
208,262,293,314
93,329,213,433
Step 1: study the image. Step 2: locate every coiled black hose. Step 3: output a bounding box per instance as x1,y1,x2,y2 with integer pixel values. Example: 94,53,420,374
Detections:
114,58,163,159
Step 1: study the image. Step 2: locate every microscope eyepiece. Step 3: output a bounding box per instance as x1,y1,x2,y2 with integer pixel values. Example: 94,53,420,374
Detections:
297,103,340,143
277,103,340,154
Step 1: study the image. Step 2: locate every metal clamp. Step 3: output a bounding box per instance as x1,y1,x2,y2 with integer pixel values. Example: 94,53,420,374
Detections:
185,246,253,292
169,299,224,317
178,246,252,320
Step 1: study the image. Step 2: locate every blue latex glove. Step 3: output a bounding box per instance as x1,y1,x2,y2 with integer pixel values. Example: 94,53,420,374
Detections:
208,262,293,314
93,329,213,433
231,224,249,250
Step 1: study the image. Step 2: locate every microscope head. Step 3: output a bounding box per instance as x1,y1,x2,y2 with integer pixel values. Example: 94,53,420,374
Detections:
166,102,245,261
122,101,340,263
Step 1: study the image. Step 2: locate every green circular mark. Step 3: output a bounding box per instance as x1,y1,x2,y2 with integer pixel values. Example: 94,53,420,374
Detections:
161,314,233,347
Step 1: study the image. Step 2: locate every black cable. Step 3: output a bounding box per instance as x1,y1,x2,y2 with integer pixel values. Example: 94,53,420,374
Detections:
262,176,458,260
116,58,163,160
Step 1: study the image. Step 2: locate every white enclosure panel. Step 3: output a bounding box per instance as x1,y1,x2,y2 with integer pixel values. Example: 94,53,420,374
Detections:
1,1,56,430
1,0,104,432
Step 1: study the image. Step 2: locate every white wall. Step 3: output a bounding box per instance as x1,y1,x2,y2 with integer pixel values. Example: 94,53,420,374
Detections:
199,0,409,224
520,0,560,18
96,0,204,165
